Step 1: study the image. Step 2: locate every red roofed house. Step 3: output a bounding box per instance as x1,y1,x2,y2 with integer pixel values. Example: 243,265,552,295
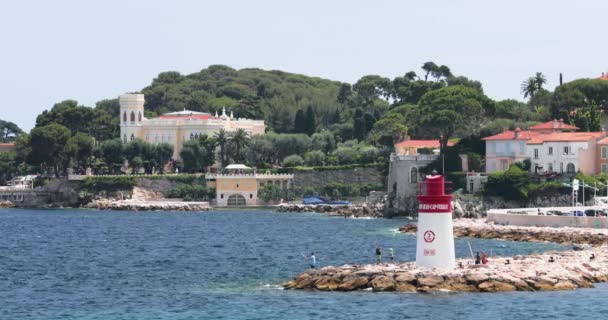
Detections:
119,94,266,159
394,139,455,156
0,143,15,152
483,128,540,172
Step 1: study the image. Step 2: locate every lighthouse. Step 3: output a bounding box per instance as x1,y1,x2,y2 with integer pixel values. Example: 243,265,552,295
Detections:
415,172,455,269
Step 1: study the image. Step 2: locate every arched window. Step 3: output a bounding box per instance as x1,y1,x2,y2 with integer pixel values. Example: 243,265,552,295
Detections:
123,134,127,143
138,112,142,122
190,133,194,140
130,134,135,141
130,112,135,123
410,167,418,184
250,194,253,199
566,163,575,173
123,112,127,123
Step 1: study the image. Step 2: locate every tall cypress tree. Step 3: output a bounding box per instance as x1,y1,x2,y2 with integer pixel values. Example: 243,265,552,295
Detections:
294,109,306,133
305,106,316,136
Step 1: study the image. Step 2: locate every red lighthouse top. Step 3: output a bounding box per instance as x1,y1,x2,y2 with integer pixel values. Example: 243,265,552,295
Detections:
417,173,453,214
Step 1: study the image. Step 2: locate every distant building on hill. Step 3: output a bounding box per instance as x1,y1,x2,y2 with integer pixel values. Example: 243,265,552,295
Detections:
394,139,455,155
119,93,266,160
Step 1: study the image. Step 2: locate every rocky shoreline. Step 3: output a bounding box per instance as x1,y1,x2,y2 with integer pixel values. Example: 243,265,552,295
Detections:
275,203,384,218
83,199,210,211
400,219,608,246
284,219,608,293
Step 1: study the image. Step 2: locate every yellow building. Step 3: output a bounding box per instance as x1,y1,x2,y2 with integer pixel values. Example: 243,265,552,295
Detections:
207,164,294,206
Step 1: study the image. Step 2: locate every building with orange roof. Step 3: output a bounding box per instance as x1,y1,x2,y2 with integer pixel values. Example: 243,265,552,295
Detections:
526,131,605,175
0,143,15,152
119,94,266,160
394,139,455,156
482,128,540,172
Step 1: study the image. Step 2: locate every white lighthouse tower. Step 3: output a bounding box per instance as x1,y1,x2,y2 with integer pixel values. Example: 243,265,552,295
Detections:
415,172,455,269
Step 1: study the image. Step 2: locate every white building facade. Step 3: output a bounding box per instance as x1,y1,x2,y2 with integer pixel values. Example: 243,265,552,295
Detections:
526,133,602,176
119,94,266,159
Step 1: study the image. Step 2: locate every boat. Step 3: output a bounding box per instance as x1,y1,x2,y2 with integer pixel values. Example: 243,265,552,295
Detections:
302,195,350,206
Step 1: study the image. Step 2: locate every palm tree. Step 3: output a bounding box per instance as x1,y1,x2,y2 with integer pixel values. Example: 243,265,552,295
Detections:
230,129,249,162
534,72,547,91
521,77,537,99
214,129,229,168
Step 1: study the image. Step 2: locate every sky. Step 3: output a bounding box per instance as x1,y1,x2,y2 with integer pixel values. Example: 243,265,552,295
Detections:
1,0,608,131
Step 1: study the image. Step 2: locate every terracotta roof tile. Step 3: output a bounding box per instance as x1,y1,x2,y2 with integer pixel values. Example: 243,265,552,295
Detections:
528,119,578,131
394,140,455,148
482,130,540,141
526,132,603,144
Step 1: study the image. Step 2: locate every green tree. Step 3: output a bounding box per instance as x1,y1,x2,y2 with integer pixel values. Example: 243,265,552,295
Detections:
229,129,249,163
180,140,207,173
521,77,538,99
305,106,316,135
35,100,95,135
422,62,439,81
66,132,94,170
368,113,408,147
29,123,71,177
415,85,495,152
0,151,18,184
534,72,547,91
101,139,124,174
293,109,306,133
311,131,336,154
303,150,325,166
337,83,352,104
0,119,23,142
154,143,174,172
214,129,229,168
283,154,304,167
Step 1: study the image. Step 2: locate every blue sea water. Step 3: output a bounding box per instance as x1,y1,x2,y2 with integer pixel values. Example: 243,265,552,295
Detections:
0,208,607,320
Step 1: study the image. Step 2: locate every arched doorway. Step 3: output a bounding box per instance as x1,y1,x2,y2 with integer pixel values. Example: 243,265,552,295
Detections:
227,194,246,206
566,163,575,173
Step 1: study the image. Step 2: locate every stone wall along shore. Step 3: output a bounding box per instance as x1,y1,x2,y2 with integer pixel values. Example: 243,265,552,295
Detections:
284,248,607,293
400,219,608,246
84,199,209,211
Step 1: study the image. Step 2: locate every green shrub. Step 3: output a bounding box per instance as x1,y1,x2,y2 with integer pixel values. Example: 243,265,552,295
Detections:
81,176,135,192
283,154,305,167
484,165,529,201
303,150,325,166
166,184,212,201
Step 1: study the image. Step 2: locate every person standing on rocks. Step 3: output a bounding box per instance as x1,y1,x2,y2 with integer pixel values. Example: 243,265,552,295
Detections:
304,253,316,269
475,252,481,265
376,246,382,264
389,248,394,262
481,252,488,264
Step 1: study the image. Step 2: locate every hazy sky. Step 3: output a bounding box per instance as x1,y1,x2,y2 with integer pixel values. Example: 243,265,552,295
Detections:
2,0,607,130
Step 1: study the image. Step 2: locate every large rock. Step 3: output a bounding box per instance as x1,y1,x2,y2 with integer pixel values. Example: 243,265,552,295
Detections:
465,273,489,285
416,275,444,287
338,277,369,291
396,282,417,292
315,276,338,291
395,272,416,283
477,280,516,292
370,275,396,292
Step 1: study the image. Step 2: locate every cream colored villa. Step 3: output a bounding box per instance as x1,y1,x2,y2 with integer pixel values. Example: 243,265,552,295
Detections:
206,164,294,206
119,93,266,159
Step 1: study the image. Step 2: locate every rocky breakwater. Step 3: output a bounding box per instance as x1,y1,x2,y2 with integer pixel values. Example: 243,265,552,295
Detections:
275,203,383,218
0,200,14,208
284,248,608,293
84,199,210,211
400,219,608,246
